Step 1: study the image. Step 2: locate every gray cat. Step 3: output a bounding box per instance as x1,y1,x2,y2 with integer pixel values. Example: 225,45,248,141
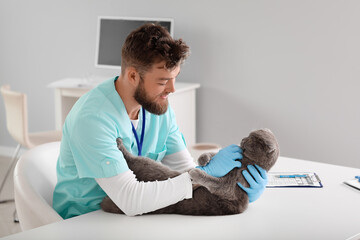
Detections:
101,129,279,216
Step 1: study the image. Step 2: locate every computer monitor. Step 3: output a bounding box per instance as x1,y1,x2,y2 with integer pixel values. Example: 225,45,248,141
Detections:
95,16,174,70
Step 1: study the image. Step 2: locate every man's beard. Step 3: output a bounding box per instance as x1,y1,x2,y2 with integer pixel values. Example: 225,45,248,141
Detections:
134,80,168,115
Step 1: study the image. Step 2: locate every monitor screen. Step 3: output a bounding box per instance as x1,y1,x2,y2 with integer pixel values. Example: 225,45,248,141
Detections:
95,16,174,70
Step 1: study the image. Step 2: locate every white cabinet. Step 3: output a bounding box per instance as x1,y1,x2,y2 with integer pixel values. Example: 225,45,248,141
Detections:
49,79,200,148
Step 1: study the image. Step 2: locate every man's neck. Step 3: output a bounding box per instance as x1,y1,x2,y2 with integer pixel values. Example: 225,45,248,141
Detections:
115,76,141,120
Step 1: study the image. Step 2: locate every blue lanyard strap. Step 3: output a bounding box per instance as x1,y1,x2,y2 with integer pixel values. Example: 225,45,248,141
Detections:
131,108,146,156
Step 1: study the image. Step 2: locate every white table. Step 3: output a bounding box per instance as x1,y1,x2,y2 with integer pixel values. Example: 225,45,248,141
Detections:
47,77,200,148
2,156,360,240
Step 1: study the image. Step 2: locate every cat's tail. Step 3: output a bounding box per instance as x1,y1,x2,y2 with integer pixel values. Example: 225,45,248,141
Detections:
100,196,125,214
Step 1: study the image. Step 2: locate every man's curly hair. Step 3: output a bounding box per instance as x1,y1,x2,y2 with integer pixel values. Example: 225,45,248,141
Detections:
121,23,190,76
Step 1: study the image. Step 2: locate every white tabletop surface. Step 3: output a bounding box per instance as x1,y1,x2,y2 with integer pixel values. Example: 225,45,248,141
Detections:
2,156,360,240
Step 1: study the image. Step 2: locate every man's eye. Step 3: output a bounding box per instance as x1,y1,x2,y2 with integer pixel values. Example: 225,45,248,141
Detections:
158,83,166,86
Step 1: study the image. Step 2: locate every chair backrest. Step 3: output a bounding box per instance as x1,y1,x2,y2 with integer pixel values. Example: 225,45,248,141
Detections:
0,85,30,147
14,141,63,231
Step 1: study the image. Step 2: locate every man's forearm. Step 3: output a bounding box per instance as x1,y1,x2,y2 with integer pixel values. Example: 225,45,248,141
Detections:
161,149,196,172
96,170,192,216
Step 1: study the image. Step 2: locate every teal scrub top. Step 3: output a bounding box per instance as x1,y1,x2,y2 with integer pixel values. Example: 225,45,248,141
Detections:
53,77,186,219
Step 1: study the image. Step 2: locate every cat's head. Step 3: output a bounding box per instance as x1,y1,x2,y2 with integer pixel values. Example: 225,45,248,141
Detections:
240,129,280,171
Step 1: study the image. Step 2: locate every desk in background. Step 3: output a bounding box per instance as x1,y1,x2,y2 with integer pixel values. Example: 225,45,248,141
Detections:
2,156,360,240
48,77,200,148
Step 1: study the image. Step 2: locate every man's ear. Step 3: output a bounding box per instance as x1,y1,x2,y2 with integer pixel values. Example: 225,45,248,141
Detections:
127,67,140,87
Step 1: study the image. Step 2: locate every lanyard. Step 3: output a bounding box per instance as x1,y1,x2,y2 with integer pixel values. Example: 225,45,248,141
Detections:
131,108,146,156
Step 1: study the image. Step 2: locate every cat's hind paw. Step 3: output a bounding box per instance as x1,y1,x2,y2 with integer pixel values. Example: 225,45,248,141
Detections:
116,138,131,157
116,138,124,150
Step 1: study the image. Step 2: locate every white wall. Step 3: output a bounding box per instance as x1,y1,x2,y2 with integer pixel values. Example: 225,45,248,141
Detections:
1,0,359,168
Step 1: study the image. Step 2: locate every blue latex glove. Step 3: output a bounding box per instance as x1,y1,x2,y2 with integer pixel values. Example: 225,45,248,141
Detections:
196,144,242,178
237,165,268,203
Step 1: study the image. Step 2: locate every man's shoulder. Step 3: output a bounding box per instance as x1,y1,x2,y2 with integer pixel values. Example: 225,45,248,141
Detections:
77,77,122,113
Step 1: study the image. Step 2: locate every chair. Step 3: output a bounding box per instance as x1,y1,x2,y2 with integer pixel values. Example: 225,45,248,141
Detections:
0,85,62,200
0,85,62,220
14,141,63,230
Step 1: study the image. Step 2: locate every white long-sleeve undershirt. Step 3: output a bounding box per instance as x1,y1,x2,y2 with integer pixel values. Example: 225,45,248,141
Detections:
96,149,196,216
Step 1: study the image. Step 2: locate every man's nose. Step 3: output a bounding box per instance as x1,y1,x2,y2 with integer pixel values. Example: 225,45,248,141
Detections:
166,79,176,93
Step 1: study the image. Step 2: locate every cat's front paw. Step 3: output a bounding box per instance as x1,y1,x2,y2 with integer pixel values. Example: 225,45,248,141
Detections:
197,152,215,166
188,168,220,194
188,168,207,185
